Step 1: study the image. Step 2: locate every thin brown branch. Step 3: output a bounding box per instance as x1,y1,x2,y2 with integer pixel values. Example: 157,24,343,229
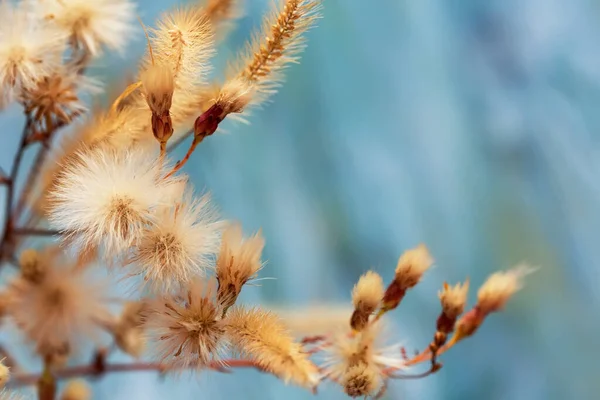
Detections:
10,359,264,387
11,228,61,237
0,115,33,263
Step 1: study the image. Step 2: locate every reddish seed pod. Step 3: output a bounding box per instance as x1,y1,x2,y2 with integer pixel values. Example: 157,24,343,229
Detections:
194,104,224,139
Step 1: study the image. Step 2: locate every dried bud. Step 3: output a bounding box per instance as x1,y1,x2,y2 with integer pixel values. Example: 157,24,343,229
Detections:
438,281,469,322
350,271,384,331
150,111,173,144
142,64,175,144
381,244,433,313
452,306,485,343
141,64,174,116
194,103,225,140
19,249,45,284
394,244,433,288
477,265,531,314
342,365,381,398
451,266,530,345
60,379,91,400
0,358,10,388
216,224,264,311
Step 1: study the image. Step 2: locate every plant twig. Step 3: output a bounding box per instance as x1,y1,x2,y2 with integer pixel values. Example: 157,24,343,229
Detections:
0,115,33,263
11,228,61,237
9,359,264,387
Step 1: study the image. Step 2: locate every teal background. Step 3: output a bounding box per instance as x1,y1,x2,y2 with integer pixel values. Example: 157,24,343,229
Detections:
1,0,599,399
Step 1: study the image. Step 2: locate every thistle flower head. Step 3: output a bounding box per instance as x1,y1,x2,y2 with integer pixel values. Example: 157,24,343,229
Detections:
21,65,98,130
60,380,91,400
128,192,222,293
438,280,469,320
0,1,67,106
477,265,532,314
144,278,227,368
216,223,264,310
6,249,110,362
225,307,319,389
48,146,176,257
41,0,136,56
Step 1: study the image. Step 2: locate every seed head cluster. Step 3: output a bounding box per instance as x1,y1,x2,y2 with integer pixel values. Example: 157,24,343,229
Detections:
0,0,528,398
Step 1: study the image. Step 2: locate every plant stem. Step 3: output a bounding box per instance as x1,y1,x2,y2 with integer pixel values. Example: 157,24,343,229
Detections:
10,359,263,387
0,115,33,263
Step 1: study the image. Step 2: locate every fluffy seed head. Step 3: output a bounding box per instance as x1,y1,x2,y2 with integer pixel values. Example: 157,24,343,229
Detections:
394,244,433,289
60,380,91,400
0,1,67,106
342,364,381,398
321,323,405,391
47,146,177,257
144,278,226,368
234,0,321,109
477,265,532,314
225,307,319,389
149,7,214,89
128,192,222,293
21,66,98,130
41,0,136,55
216,223,264,310
5,250,110,362
438,280,469,320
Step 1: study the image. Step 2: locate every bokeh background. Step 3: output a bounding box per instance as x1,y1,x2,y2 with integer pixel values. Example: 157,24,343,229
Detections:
2,0,599,399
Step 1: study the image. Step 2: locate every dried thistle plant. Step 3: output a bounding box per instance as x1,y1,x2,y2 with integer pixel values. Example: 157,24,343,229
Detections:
0,1,530,399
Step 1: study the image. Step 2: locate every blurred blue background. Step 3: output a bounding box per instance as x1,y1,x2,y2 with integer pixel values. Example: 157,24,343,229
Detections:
2,0,599,399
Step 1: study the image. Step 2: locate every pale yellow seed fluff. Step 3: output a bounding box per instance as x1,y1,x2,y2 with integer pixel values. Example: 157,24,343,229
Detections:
394,244,434,289
60,379,91,400
141,63,175,115
438,280,469,319
352,271,384,311
0,359,9,388
225,307,319,389
477,265,532,314
216,223,264,309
